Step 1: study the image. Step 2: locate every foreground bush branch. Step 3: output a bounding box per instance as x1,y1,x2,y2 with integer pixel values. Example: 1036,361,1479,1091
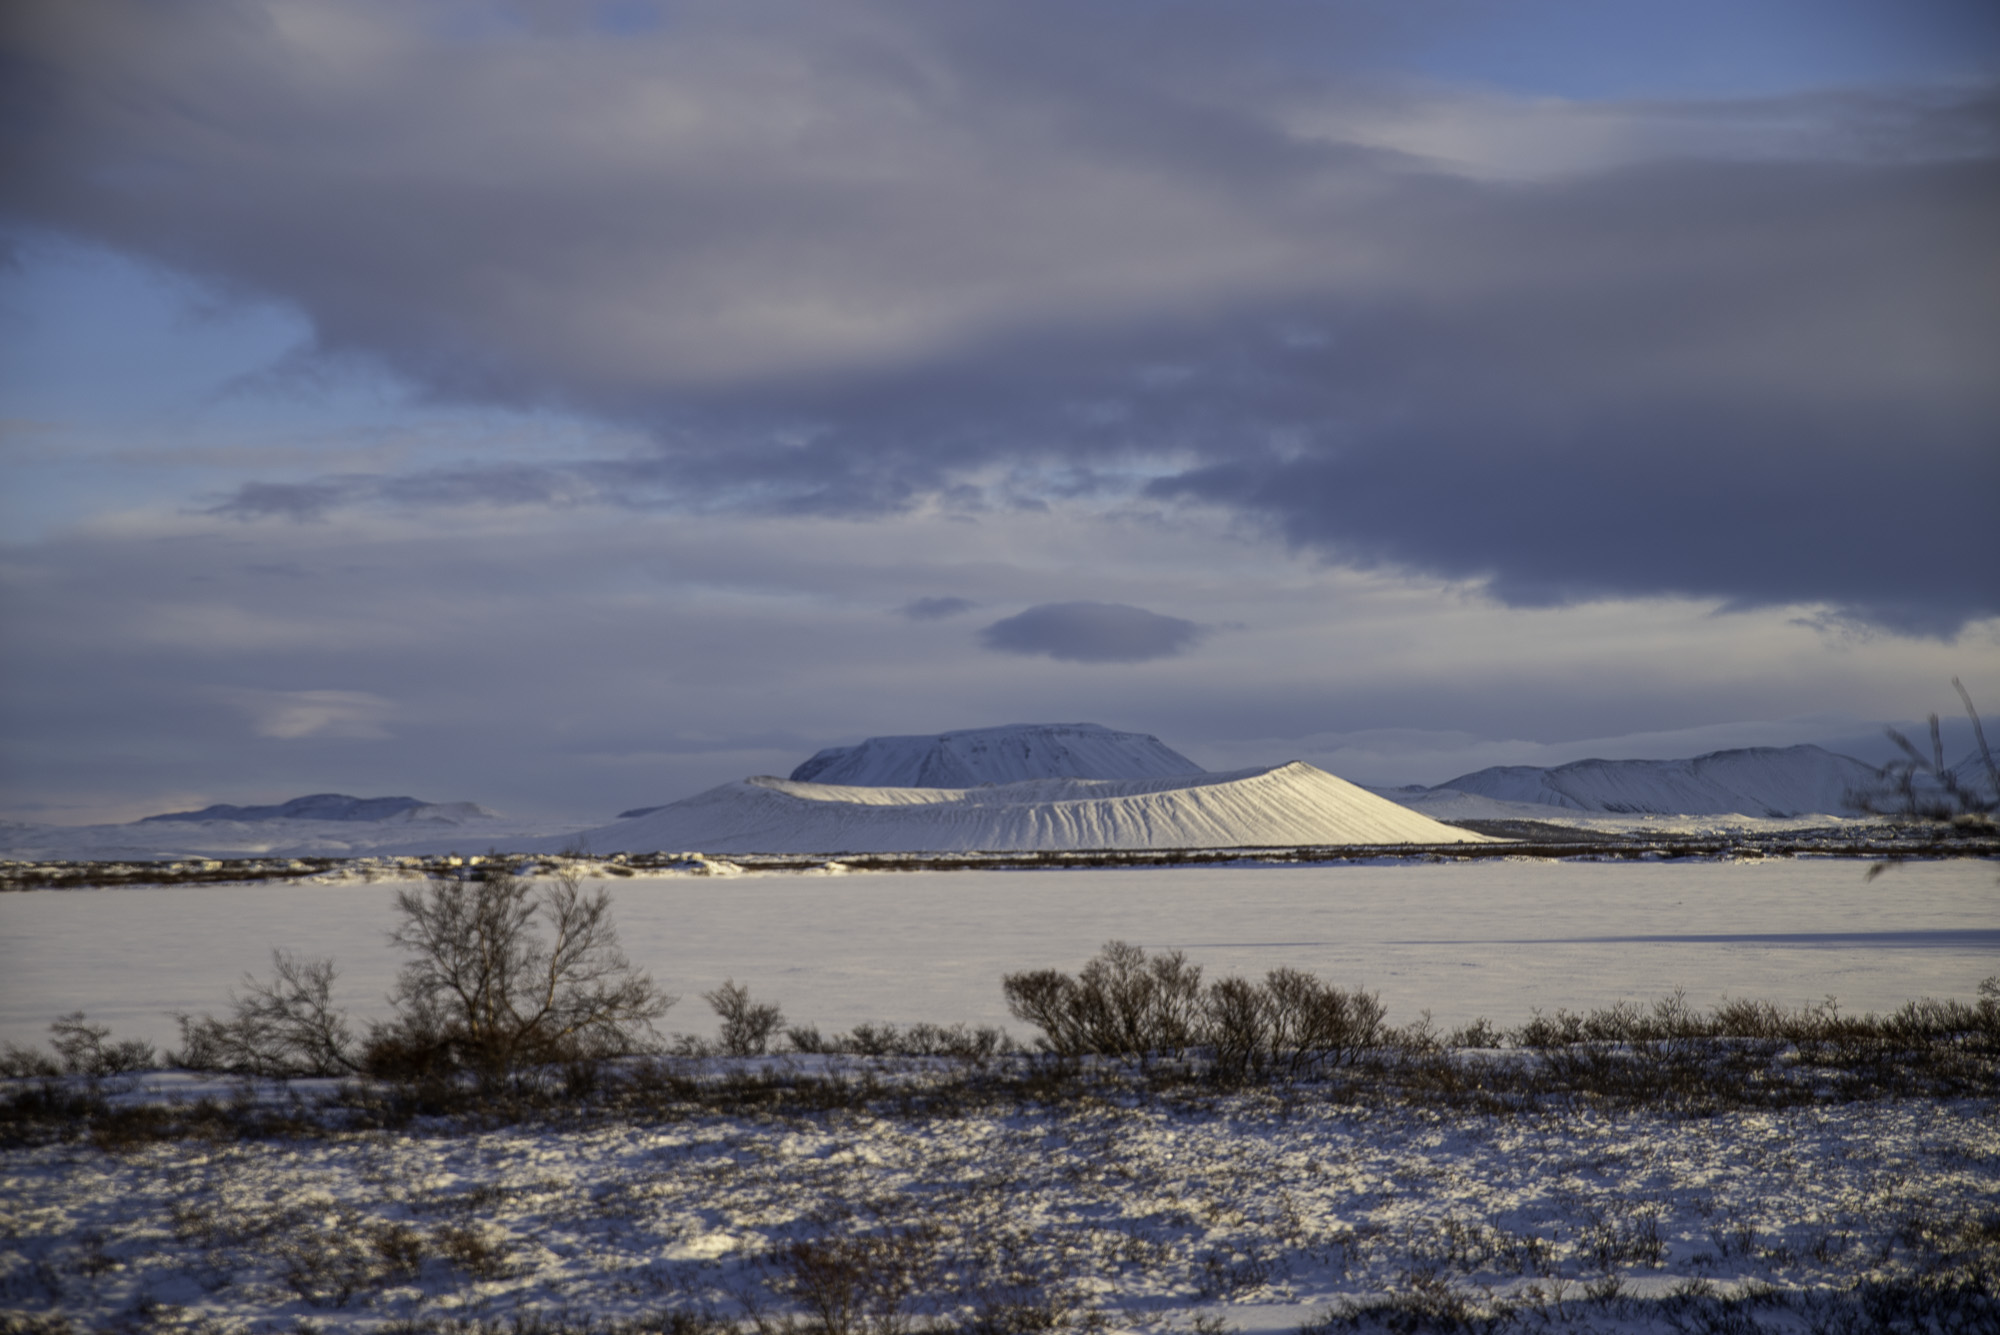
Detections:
376,866,675,1083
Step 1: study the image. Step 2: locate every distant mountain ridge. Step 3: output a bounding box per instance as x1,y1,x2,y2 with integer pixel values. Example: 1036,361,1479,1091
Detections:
787,722,1206,788
1432,744,1880,817
140,793,494,824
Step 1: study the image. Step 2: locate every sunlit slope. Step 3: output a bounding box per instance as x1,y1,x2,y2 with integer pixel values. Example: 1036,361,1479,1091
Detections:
558,761,1494,854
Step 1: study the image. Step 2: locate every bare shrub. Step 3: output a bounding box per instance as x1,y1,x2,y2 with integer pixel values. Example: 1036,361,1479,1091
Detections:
1851,678,1997,830
368,1220,427,1280
996,969,1083,1055
785,1021,1012,1060
1086,940,1205,1060
774,1230,936,1335
175,952,357,1077
431,1222,515,1279
371,866,674,1083
1448,1017,1504,1049
1261,967,1385,1075
1005,942,1381,1081
49,1013,151,1075
1203,976,1271,1083
1,1013,155,1078
0,1041,62,1080
705,980,784,1057
1001,940,1203,1062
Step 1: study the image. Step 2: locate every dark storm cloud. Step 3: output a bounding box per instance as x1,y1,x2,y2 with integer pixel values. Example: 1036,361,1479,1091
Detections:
899,596,977,621
980,602,1206,664
6,1,1997,630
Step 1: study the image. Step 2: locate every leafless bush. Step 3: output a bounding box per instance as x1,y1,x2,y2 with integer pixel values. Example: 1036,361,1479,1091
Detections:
1261,967,1386,1076
431,1222,516,1279
1002,941,1204,1062
1201,976,1270,1081
371,866,675,1083
772,1229,937,1335
49,1013,153,1075
705,980,785,1057
0,1041,62,1080
1850,677,1997,831
1505,982,1999,1053
0,1013,153,1079
165,868,671,1086
1003,942,1381,1081
784,1021,1012,1060
174,951,358,1077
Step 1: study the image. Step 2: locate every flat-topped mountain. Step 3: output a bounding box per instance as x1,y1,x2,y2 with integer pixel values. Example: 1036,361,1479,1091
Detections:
140,793,494,823
788,722,1205,787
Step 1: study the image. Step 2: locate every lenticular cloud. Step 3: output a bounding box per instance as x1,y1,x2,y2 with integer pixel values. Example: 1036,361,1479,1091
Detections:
979,602,1205,664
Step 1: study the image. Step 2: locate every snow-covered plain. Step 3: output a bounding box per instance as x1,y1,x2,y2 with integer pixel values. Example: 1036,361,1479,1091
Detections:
4,860,1993,1053
3,858,1997,1332
5,1079,1994,1332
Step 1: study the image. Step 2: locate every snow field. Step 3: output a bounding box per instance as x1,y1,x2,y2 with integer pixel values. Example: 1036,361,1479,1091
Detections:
2,858,1996,1330
3,1087,1994,1329
3,860,1995,1053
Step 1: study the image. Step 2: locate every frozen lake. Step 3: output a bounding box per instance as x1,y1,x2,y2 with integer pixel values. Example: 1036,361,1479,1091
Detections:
3,858,1995,1051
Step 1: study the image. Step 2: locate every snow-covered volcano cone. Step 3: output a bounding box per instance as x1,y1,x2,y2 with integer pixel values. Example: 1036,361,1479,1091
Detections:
550,761,1495,855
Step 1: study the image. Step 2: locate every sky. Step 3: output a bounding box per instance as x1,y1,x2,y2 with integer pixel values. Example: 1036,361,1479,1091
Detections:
2,0,1997,825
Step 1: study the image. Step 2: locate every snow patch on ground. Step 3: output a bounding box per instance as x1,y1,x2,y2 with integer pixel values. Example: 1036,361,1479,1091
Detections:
2,1078,1992,1330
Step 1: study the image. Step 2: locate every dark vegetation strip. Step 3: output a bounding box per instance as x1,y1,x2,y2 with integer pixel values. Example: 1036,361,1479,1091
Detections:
5,823,1998,891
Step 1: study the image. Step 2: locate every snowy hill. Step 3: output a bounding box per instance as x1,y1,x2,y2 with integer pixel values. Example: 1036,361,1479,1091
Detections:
0,799,546,861
139,793,479,823
1434,744,1881,816
548,761,1492,855
788,723,1204,787
1365,785,1600,823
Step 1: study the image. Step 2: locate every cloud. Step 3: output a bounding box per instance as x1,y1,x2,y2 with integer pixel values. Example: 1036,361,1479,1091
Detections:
205,480,358,521
979,602,1205,664
226,688,394,740
3,498,1993,823
205,466,600,519
4,1,1996,630
898,596,977,621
